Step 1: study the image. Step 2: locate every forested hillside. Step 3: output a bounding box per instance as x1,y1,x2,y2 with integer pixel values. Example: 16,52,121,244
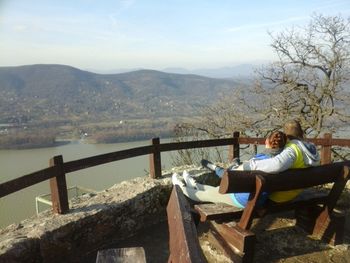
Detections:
0,64,239,123
0,64,243,147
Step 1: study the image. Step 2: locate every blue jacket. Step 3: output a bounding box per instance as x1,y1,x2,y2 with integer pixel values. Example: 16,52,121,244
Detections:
231,153,271,208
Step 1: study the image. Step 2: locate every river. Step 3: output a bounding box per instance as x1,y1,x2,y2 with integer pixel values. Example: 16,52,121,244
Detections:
0,139,174,229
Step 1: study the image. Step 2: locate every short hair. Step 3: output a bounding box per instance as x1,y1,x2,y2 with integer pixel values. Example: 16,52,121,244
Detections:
284,120,304,139
267,131,287,149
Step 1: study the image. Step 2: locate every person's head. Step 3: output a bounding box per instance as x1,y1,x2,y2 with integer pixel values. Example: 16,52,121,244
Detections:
284,120,304,139
265,131,287,149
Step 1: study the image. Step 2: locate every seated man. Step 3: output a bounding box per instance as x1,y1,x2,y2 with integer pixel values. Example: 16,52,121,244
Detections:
242,120,320,202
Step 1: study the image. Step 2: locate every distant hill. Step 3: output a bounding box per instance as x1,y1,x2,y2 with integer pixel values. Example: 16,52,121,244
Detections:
89,64,257,79
0,64,243,124
162,64,256,79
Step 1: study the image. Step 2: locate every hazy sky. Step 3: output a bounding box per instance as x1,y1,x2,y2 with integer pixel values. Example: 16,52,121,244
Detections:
1,0,349,71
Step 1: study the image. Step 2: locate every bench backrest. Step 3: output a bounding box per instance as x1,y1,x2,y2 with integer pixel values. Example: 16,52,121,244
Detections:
219,161,350,194
218,161,350,231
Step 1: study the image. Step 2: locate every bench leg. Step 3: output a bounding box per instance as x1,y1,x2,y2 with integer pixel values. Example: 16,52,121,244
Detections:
295,206,345,246
209,221,256,263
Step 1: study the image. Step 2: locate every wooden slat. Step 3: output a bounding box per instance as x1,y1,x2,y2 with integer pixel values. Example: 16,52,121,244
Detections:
49,155,69,214
312,166,350,239
210,221,256,262
238,137,265,145
149,138,161,179
237,176,265,230
260,193,328,215
195,190,329,223
63,145,153,173
159,138,237,152
219,171,257,194
194,203,242,222
228,131,240,162
321,133,332,165
329,138,350,147
0,166,57,198
158,136,350,152
167,186,206,263
219,161,350,194
237,137,350,147
309,137,350,147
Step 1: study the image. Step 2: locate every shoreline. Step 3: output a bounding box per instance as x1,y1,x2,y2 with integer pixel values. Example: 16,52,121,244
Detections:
0,136,175,150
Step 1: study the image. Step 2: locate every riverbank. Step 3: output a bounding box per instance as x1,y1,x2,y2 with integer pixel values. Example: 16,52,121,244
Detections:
0,132,174,150
0,116,185,150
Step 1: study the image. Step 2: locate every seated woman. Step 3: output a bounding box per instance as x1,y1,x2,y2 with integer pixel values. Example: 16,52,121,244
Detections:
172,131,287,208
243,120,320,203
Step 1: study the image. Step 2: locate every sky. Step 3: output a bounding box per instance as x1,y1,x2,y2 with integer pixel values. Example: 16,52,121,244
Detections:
0,0,350,71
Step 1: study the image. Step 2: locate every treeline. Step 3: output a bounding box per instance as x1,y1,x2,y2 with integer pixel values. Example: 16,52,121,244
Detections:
0,118,180,148
0,130,57,149
88,128,174,143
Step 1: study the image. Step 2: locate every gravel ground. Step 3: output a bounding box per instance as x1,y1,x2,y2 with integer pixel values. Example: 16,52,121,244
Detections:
85,205,350,263
84,170,350,263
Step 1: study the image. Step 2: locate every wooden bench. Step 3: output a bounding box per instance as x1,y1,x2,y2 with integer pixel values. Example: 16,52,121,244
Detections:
194,161,350,263
167,185,207,263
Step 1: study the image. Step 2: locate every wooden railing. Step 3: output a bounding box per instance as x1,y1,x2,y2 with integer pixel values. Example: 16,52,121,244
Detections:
0,132,349,215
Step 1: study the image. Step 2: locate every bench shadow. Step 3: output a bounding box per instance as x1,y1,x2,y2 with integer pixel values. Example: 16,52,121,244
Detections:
251,195,350,262
57,187,171,263
195,212,335,263
80,220,170,263
193,196,350,263
100,220,170,263
250,212,330,262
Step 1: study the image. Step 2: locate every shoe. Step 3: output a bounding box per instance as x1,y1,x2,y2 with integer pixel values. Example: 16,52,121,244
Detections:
201,159,217,171
228,158,241,170
183,170,197,189
232,158,241,166
172,173,185,187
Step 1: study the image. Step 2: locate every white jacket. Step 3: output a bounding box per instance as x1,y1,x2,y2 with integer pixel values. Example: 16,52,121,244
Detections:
242,139,320,173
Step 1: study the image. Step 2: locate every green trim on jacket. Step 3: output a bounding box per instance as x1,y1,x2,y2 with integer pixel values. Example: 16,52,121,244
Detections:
269,142,306,203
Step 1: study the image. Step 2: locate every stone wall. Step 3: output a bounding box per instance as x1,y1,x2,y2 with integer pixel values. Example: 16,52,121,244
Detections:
0,175,175,263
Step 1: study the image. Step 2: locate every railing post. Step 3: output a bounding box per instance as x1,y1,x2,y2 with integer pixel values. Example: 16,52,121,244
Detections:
320,133,332,165
49,155,69,214
228,131,240,162
149,137,162,179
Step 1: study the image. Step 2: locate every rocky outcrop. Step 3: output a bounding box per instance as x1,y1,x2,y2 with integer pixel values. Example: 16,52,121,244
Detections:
0,169,182,263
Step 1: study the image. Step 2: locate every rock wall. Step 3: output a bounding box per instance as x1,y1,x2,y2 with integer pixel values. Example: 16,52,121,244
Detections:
0,175,175,263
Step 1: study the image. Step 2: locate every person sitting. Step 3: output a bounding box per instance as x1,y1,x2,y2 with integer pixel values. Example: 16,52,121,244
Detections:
242,119,320,203
172,130,287,208
201,130,287,177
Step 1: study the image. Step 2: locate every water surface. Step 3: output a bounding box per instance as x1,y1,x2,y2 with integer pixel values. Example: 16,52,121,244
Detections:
0,139,173,228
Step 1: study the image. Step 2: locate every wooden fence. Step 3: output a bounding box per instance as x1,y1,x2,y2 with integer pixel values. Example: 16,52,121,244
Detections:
0,132,349,215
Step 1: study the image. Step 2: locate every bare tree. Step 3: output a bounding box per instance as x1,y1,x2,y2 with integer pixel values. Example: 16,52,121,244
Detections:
259,14,350,136
173,14,350,164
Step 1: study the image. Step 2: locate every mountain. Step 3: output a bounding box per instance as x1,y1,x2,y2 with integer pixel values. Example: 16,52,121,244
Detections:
162,64,256,79
0,64,242,124
87,63,257,78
